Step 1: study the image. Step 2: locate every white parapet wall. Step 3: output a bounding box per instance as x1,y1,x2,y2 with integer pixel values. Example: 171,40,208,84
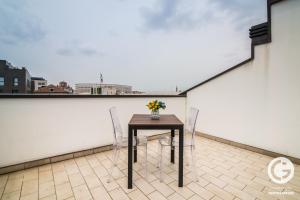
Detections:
0,96,186,167
187,0,300,159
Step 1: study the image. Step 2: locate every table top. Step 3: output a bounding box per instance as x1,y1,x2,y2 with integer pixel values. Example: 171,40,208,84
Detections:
129,114,183,127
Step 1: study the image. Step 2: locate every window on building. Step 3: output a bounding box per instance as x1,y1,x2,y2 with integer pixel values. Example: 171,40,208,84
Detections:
0,77,4,86
12,90,18,93
50,88,54,92
13,77,19,86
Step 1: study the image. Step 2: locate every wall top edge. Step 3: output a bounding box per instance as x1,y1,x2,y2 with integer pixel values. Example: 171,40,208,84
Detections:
0,94,186,99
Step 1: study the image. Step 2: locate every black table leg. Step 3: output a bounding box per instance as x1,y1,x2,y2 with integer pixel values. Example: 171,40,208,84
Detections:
178,126,184,187
171,129,175,163
128,126,133,189
134,129,137,163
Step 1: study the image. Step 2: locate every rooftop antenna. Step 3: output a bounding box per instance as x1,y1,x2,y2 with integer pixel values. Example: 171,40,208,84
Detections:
100,73,103,84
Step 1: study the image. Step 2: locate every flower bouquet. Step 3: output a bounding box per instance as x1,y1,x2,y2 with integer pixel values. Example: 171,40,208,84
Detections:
146,100,166,120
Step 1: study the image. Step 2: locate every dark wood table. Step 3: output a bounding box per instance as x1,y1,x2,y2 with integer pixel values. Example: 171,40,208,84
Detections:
128,114,184,189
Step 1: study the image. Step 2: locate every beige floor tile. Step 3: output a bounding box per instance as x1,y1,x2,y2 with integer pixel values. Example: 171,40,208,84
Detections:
211,196,223,200
1,190,21,200
205,183,234,200
148,191,167,200
127,189,148,200
75,157,89,167
8,171,24,180
65,196,75,200
219,175,245,190
202,174,227,188
51,163,65,173
79,165,94,177
134,178,155,195
0,175,8,188
247,181,265,192
188,194,205,200
84,173,102,189
199,166,221,178
194,177,209,188
39,194,57,200
168,181,194,199
109,187,129,200
151,180,174,197
72,184,93,200
39,171,53,184
101,159,114,170
65,166,79,176
3,179,22,194
1,136,299,200
187,182,214,200
20,192,38,200
224,185,255,200
90,186,112,200
214,166,237,179
39,165,52,173
252,177,279,190
229,168,254,180
99,176,119,192
167,192,185,200
116,176,137,194
243,185,277,200
86,155,101,168
93,165,109,178
110,167,125,180
53,171,69,186
39,180,55,199
152,171,172,184
0,186,5,197
68,173,85,188
21,179,38,196
23,169,38,182
55,182,73,200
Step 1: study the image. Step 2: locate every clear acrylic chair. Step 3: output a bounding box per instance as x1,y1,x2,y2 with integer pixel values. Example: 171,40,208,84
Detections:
107,107,148,183
157,107,199,182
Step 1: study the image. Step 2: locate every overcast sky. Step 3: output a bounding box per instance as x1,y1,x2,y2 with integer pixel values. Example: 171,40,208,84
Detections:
0,0,266,92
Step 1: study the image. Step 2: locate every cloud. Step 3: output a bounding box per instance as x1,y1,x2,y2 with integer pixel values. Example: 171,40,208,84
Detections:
56,40,100,57
140,0,215,31
140,0,266,32
0,0,46,45
211,0,266,28
79,48,98,56
56,48,74,56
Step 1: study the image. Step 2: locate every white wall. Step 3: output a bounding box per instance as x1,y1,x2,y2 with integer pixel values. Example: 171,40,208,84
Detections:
187,0,300,158
0,97,185,167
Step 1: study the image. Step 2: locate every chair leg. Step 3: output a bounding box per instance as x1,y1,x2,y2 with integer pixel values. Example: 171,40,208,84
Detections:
190,145,198,182
186,146,190,166
144,143,148,179
107,147,118,183
157,140,160,168
159,145,164,182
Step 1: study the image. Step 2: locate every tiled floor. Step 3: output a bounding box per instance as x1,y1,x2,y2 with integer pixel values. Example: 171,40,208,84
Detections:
0,136,299,200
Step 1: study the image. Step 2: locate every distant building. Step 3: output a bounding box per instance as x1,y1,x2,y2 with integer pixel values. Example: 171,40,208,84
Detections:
75,83,132,95
31,77,47,92
58,81,73,93
35,81,73,94
131,91,144,95
0,60,31,94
